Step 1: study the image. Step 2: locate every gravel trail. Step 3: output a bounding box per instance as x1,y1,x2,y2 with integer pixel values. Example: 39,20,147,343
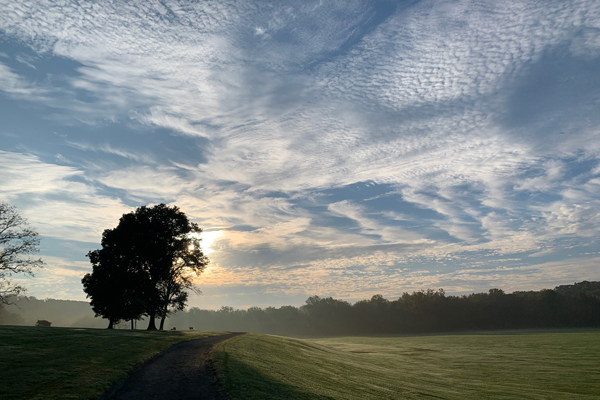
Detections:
100,332,243,400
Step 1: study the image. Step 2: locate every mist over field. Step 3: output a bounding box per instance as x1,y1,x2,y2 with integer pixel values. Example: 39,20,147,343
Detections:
3,281,599,336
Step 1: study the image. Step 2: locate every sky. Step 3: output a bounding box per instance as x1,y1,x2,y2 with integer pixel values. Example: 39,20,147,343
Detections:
1,0,599,309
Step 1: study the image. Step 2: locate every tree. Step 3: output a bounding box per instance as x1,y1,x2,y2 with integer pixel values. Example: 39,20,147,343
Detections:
82,234,146,329
133,204,208,330
83,204,208,330
156,280,194,331
0,202,44,304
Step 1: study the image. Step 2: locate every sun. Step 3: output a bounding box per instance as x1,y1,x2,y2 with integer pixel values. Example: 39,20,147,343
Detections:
191,230,222,255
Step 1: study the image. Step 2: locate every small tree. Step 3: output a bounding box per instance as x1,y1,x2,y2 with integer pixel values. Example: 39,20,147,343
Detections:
157,284,188,330
0,202,44,304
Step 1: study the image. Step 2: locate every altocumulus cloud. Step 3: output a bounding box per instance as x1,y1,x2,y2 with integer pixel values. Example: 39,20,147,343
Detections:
1,0,599,308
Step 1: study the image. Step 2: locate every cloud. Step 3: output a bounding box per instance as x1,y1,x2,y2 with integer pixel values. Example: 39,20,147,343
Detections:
93,166,194,202
0,151,130,242
0,150,82,196
66,141,156,164
11,255,91,301
194,252,600,304
328,200,426,244
0,62,48,100
1,0,600,304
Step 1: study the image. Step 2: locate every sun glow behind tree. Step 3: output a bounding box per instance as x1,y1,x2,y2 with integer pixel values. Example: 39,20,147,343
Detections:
194,231,222,255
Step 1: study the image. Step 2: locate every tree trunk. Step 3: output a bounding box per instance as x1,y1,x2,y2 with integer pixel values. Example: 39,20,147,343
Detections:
146,312,157,330
159,299,170,330
131,319,134,330
107,318,114,329
159,285,172,331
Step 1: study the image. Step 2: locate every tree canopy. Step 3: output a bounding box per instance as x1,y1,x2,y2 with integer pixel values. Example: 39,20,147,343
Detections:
0,202,44,304
82,204,209,329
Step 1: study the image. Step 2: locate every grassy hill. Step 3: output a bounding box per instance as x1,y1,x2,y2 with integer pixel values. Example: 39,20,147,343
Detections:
0,326,225,400
214,329,600,399
3,326,599,399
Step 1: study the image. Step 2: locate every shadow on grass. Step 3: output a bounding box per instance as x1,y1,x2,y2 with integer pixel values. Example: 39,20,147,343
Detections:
217,350,335,400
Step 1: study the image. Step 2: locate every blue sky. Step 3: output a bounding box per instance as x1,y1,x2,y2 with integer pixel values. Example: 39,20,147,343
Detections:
1,0,599,309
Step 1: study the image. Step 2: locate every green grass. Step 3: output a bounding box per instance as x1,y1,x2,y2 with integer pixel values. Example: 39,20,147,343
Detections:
214,329,600,399
0,325,226,400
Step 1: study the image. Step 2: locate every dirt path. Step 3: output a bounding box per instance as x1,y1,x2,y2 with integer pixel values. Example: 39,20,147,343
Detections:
100,332,244,400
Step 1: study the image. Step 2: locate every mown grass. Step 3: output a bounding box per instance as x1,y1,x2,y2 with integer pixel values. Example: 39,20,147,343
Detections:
214,329,600,399
0,325,226,400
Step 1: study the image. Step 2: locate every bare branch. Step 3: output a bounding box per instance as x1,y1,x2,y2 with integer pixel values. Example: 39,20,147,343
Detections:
0,202,44,304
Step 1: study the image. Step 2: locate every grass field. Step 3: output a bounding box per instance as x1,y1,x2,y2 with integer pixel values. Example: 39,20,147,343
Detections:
214,329,600,399
0,325,226,400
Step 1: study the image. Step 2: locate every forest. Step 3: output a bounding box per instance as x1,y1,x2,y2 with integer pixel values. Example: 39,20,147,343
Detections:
3,281,599,335
165,281,600,335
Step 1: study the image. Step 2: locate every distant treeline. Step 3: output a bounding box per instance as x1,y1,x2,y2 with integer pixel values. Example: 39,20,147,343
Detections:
2,281,599,335
166,281,600,336
0,297,105,328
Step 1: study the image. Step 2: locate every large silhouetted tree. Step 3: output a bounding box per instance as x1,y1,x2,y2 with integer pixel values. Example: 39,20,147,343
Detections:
0,202,44,304
83,204,208,330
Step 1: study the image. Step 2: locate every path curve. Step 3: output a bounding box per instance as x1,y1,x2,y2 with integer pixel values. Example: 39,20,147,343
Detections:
100,332,244,400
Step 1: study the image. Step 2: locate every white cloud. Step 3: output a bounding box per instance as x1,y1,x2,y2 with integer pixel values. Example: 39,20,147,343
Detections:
66,141,156,164
11,255,91,301
0,150,82,196
93,166,193,201
0,62,48,100
328,200,425,244
0,151,130,242
1,0,600,303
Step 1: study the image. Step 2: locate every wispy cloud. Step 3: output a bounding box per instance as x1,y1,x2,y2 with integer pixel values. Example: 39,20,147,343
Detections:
0,151,130,242
1,0,599,304
66,141,156,164
0,62,48,100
